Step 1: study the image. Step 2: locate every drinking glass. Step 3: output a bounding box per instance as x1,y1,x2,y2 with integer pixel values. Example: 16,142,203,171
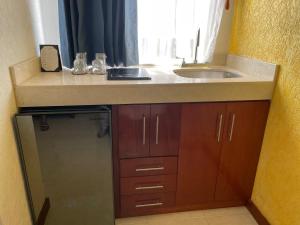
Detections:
72,52,88,75
92,53,107,75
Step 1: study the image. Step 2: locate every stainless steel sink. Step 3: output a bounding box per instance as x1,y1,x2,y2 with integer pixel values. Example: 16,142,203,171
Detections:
174,68,242,79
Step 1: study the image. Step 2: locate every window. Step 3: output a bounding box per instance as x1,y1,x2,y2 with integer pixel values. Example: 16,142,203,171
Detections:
29,0,226,67
138,0,226,65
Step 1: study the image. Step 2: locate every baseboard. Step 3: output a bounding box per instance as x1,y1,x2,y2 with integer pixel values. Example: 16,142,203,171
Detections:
246,201,270,225
37,198,50,225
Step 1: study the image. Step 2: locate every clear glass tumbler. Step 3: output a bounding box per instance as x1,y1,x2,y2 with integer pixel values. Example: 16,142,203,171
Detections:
92,53,107,75
72,52,88,75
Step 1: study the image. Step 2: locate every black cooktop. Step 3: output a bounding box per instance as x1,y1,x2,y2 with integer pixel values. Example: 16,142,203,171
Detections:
107,68,151,80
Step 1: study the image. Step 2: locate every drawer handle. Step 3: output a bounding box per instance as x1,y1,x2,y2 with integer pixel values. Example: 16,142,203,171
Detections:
142,115,146,145
217,113,223,143
135,167,165,172
229,113,236,142
135,202,163,208
155,115,159,144
135,185,164,190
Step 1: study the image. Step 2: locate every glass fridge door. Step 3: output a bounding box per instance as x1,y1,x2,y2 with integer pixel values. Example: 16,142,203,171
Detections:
15,108,114,225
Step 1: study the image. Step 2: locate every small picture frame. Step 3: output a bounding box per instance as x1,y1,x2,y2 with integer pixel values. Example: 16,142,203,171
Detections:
40,45,62,72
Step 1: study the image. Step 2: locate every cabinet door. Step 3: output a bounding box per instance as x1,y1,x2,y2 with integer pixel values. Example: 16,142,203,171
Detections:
149,104,181,156
118,105,150,158
215,101,269,203
176,103,226,206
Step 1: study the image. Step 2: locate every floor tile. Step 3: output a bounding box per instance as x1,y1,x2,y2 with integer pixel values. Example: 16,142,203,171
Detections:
116,207,258,225
202,207,249,218
116,216,151,225
205,212,258,225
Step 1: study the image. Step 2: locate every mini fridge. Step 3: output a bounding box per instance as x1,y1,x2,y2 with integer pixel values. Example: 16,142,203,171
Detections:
14,106,115,225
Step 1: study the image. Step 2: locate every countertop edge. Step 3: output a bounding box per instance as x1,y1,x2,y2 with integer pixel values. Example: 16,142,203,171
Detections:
15,81,273,107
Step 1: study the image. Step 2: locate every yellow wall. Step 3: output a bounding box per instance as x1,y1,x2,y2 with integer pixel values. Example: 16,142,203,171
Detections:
230,1,300,225
0,0,36,224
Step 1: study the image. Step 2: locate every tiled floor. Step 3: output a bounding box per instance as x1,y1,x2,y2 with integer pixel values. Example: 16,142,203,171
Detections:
116,207,258,225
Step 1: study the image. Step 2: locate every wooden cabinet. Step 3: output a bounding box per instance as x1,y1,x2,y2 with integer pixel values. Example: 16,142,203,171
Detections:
118,105,150,158
150,104,181,156
119,157,178,217
215,101,270,203
176,101,269,207
120,157,178,177
113,104,181,217
114,101,269,217
120,175,177,195
121,192,176,217
118,104,180,158
176,103,227,206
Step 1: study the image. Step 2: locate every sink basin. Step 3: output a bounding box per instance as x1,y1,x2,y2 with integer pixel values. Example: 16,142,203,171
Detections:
174,68,242,79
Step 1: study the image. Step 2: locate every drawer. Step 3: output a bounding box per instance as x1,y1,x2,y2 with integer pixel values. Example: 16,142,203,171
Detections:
121,192,175,217
121,175,177,195
120,157,177,177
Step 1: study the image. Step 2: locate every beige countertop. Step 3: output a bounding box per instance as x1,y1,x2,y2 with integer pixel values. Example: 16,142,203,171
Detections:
10,55,278,107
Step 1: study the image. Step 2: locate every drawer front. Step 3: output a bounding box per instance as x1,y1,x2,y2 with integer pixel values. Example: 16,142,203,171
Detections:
121,175,177,195
120,157,178,177
121,192,175,217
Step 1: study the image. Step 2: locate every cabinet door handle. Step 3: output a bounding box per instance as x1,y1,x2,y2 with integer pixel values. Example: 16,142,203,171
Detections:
229,113,236,142
135,185,164,190
217,113,223,143
143,115,146,145
155,115,159,145
135,167,165,172
135,202,163,208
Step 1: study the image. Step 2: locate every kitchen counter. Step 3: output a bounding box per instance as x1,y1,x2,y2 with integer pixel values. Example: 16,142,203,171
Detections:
10,55,278,107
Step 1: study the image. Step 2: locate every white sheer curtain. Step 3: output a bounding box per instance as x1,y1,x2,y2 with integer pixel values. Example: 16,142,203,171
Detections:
138,0,226,64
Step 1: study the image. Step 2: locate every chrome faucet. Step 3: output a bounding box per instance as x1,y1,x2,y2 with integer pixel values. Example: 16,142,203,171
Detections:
194,28,200,64
176,56,186,67
177,28,200,67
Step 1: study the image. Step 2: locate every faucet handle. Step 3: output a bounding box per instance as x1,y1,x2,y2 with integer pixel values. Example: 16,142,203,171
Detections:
176,56,186,67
